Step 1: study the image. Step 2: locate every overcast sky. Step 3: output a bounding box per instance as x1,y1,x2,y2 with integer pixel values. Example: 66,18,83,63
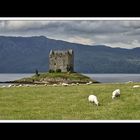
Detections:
0,20,140,49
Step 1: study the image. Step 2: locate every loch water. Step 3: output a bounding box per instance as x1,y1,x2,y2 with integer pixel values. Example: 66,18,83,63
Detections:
83,73,140,83
0,73,140,84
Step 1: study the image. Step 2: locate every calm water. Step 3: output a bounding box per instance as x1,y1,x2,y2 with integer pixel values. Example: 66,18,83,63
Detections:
0,73,34,82
0,73,140,84
83,73,140,83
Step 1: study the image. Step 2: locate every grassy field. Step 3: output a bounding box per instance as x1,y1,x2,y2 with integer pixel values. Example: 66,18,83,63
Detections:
0,82,140,120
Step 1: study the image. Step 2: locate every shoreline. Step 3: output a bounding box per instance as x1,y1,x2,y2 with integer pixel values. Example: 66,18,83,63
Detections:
0,80,100,85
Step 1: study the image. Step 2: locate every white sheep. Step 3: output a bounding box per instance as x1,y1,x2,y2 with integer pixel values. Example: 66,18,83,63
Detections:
62,83,68,86
112,89,120,99
18,84,22,87
71,83,76,86
53,84,57,87
133,85,140,88
88,95,99,106
8,84,13,88
76,83,79,85
86,81,93,85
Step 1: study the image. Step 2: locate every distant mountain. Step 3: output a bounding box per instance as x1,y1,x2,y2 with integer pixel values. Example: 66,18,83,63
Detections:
0,36,140,73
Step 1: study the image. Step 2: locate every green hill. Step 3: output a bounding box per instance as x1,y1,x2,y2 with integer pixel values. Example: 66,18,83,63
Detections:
0,36,140,73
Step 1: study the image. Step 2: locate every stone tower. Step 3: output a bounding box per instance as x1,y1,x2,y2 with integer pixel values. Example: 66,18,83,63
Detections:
49,49,74,72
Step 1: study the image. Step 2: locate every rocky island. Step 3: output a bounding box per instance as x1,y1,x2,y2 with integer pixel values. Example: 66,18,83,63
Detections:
10,72,99,85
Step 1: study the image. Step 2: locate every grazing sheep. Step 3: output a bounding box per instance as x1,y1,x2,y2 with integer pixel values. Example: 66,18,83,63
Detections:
88,95,99,106
8,84,13,88
71,83,76,86
133,85,140,88
112,89,120,99
53,84,57,87
62,83,68,86
86,81,93,85
76,83,79,85
15,84,22,87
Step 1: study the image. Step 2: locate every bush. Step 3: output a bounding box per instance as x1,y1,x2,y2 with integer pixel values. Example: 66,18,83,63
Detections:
56,69,61,73
49,69,55,73
35,69,40,76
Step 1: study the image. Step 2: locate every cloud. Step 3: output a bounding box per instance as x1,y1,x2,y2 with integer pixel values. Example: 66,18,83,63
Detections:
0,20,140,49
66,36,95,45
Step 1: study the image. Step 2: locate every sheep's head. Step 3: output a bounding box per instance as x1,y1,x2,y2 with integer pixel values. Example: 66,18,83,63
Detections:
112,96,115,99
96,101,99,106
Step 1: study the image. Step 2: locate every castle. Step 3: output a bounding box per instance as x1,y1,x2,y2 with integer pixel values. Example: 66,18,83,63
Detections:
49,49,74,72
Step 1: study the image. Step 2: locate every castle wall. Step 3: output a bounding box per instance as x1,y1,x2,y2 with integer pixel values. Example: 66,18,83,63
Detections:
49,49,74,72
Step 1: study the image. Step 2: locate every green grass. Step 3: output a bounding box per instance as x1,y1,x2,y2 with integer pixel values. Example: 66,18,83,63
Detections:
0,82,140,120
32,72,91,80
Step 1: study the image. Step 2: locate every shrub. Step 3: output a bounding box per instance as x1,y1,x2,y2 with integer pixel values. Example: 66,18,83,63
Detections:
35,69,40,76
56,69,61,73
49,69,55,73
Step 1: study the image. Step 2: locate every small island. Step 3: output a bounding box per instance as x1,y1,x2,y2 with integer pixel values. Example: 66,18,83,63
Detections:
11,72,99,85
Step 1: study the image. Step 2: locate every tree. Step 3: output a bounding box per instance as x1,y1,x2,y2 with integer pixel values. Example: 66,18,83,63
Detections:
66,65,73,72
56,69,61,73
49,69,55,73
35,69,39,76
